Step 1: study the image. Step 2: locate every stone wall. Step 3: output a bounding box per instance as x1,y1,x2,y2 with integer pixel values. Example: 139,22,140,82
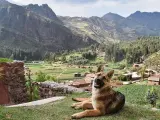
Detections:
0,62,28,104
39,82,85,98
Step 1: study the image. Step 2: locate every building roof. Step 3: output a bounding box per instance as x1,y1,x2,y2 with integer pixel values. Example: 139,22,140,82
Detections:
85,73,96,83
148,75,160,82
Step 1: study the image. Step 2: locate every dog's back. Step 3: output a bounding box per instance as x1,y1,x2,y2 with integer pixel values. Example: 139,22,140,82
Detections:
105,91,125,114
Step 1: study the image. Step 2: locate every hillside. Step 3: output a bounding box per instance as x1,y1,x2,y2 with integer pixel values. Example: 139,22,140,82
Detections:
61,11,160,42
59,16,137,43
0,0,96,60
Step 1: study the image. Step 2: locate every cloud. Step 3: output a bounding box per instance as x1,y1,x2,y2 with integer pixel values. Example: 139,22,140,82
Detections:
54,0,98,4
8,0,160,17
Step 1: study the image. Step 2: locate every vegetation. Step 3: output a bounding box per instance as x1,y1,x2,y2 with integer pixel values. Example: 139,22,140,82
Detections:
138,66,146,81
25,63,90,82
105,36,160,64
145,51,160,72
0,58,13,63
146,87,159,107
25,69,40,101
118,74,129,81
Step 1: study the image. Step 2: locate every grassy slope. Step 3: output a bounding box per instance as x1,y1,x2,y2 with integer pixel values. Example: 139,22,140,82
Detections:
0,85,160,120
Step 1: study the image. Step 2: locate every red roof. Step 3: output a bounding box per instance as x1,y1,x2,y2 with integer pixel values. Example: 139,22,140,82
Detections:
152,74,160,78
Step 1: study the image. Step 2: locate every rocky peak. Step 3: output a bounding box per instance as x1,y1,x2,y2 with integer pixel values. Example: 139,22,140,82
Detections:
0,0,7,3
0,0,10,6
25,4,63,24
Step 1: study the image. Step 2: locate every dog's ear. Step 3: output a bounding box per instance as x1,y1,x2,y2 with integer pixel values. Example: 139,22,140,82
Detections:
105,70,114,82
97,65,104,72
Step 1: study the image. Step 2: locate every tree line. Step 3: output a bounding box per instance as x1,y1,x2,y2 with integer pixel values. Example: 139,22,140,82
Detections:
105,36,160,64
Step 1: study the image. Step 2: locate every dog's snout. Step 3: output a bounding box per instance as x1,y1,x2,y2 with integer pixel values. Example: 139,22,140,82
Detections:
95,79,101,83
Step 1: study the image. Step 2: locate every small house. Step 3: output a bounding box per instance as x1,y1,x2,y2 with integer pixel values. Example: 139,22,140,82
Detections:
148,75,160,85
123,73,132,81
133,63,143,68
131,72,141,80
145,69,157,76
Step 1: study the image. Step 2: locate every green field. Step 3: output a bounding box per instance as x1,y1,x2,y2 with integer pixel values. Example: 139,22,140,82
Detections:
25,62,127,82
25,63,94,82
0,85,160,120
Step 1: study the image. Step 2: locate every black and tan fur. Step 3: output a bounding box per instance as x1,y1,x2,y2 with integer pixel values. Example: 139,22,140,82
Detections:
71,70,125,119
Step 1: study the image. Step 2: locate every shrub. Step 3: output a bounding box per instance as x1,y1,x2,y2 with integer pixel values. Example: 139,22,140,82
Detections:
157,103,160,109
46,75,51,80
82,51,97,60
25,69,40,101
118,63,126,70
50,76,56,81
36,71,47,82
0,58,13,63
118,74,128,81
68,56,88,65
146,87,159,107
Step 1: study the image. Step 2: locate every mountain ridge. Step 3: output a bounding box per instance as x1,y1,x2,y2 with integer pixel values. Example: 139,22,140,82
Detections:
0,0,97,60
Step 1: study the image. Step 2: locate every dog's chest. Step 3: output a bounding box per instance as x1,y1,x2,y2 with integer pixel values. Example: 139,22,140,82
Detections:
92,95,98,109
92,89,101,109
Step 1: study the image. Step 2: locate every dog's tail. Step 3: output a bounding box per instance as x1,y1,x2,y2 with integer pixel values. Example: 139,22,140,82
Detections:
72,98,90,102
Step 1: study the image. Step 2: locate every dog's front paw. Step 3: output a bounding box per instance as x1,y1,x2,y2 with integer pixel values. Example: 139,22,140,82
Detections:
71,113,82,119
74,106,81,110
71,103,77,108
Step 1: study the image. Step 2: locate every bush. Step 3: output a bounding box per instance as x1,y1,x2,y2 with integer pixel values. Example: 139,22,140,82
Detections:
118,63,126,70
68,56,88,65
0,58,13,63
157,103,160,109
46,75,51,80
82,51,97,60
118,74,128,81
146,87,159,107
36,71,47,82
50,76,56,81
35,71,56,82
25,69,40,101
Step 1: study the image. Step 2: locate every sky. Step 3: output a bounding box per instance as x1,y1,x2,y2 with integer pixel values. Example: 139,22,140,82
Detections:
8,0,160,17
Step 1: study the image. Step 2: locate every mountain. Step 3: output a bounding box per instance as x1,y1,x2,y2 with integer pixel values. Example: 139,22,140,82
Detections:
24,4,63,24
0,0,9,4
0,0,96,58
60,15,137,42
120,11,160,36
61,11,160,42
102,12,125,24
59,16,117,43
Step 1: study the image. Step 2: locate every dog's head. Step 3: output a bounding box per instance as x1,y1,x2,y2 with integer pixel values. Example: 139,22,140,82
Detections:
92,70,114,89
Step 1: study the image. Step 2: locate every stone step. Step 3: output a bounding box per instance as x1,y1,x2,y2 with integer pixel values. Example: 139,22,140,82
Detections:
6,96,65,107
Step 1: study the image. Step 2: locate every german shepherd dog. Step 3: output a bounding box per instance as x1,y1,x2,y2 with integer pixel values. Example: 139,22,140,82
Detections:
71,70,125,119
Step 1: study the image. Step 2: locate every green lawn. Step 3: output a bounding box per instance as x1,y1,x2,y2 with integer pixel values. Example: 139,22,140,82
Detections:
0,85,160,120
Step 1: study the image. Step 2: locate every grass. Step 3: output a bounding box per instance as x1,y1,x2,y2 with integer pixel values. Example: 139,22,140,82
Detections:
0,85,160,120
116,84,160,106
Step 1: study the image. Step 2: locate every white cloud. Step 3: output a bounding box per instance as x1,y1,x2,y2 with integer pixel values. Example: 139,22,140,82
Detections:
8,0,160,17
